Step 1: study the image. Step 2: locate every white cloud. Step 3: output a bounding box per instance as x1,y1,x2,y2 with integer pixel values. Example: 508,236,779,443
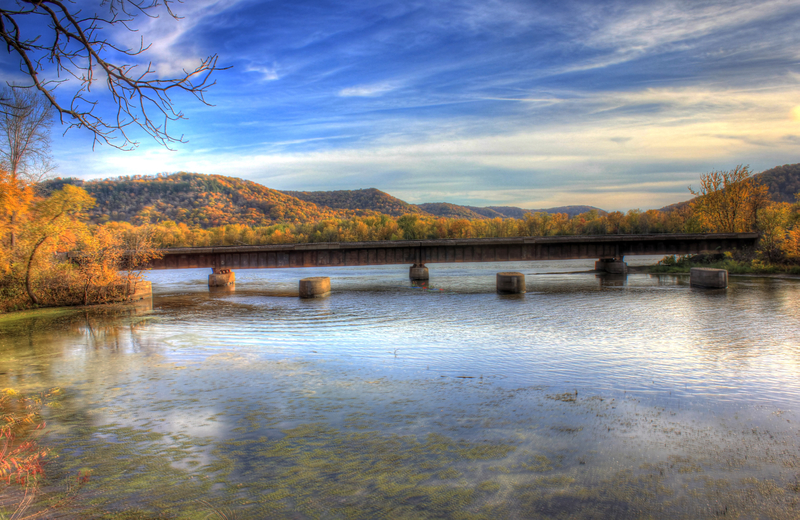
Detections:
57,81,800,211
245,64,280,82
111,0,247,77
339,83,398,97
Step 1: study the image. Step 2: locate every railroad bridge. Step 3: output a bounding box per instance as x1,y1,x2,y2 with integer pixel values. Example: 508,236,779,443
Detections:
145,233,758,286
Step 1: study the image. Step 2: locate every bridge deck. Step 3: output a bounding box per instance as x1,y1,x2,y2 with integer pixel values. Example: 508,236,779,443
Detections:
146,233,758,270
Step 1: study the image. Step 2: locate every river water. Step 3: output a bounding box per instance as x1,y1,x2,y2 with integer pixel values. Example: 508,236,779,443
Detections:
1,259,799,518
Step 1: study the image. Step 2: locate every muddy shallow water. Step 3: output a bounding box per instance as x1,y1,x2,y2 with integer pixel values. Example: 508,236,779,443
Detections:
1,259,798,518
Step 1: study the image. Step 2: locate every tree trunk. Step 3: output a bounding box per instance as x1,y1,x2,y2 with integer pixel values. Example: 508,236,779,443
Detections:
9,212,16,248
24,238,47,305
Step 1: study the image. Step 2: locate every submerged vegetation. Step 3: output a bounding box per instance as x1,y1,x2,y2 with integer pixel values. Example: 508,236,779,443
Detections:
0,308,798,518
0,387,86,519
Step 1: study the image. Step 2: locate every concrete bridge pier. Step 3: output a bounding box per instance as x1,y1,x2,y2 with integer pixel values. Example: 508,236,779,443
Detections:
409,263,429,280
497,272,526,294
595,257,627,274
690,268,728,288
209,268,235,287
300,277,331,298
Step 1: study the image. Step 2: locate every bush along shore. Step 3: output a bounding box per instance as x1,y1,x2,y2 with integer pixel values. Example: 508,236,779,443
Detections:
649,252,800,276
0,178,161,313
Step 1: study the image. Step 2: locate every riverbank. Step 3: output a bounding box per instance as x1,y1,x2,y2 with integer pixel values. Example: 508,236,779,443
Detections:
646,259,800,276
0,296,153,327
0,281,153,315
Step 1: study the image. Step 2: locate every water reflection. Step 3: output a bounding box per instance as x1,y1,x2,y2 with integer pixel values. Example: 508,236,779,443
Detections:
208,284,235,295
0,263,798,518
597,273,627,287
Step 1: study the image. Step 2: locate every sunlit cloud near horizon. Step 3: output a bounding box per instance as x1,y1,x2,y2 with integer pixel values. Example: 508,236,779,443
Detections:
28,0,800,211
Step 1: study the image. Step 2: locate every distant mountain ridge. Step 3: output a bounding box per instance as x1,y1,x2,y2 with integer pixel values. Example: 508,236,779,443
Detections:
39,164,797,229
283,189,606,220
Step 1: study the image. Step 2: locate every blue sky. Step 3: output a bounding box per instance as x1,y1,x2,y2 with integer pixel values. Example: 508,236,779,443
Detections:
5,0,800,210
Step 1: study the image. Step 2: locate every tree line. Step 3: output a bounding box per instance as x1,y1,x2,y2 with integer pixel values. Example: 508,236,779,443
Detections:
0,87,160,312
104,167,800,265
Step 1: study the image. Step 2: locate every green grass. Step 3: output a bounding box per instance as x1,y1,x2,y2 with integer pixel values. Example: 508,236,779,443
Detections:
648,255,800,275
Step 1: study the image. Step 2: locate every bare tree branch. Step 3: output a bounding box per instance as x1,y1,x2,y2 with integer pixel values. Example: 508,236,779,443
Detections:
0,0,227,150
0,86,55,185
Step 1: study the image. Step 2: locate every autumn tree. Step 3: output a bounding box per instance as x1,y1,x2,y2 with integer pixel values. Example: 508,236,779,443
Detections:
523,212,554,236
0,167,33,258
20,184,95,304
756,203,792,262
689,165,769,233
0,0,224,149
73,226,127,305
0,86,55,247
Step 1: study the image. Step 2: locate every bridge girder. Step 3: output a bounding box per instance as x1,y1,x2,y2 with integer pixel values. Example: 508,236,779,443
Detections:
145,233,759,271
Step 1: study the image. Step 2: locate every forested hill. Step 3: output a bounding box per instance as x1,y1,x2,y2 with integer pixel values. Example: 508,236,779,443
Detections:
282,188,426,216
757,163,800,203
38,172,373,228
37,171,612,228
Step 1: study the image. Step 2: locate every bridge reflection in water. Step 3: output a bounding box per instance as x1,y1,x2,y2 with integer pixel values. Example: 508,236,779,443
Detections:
145,233,758,287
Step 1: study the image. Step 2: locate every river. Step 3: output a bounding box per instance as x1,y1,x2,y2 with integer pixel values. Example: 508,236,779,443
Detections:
0,259,798,518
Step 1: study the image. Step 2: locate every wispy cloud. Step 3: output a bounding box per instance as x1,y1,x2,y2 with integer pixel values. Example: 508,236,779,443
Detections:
555,0,800,74
584,0,798,55
65,81,800,211
245,63,280,81
34,0,800,211
339,83,399,97
112,0,248,76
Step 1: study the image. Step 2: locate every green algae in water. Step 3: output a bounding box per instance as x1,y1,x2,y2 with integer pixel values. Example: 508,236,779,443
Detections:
206,423,517,518
2,279,800,519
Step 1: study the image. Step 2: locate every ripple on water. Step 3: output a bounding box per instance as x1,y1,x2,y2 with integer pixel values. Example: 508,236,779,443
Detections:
1,262,798,517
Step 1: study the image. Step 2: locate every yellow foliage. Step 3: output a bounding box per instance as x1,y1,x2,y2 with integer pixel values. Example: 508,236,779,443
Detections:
690,165,769,233
784,229,800,260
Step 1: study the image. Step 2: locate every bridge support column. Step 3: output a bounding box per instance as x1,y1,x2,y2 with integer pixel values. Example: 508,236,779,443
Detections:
595,258,627,274
497,272,525,294
409,263,429,280
690,268,727,288
209,268,235,287
300,277,331,298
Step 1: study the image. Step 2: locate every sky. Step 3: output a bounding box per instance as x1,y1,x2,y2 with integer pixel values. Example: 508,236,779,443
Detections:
3,0,800,211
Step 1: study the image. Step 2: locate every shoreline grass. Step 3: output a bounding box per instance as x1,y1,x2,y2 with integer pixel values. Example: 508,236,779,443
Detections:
647,257,800,276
